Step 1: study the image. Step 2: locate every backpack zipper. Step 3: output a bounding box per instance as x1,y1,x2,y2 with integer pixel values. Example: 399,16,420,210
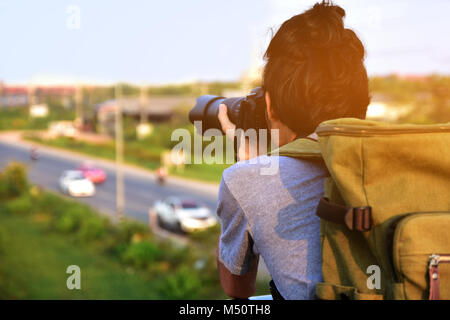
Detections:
429,254,450,300
429,254,450,267
316,125,450,137
391,213,450,286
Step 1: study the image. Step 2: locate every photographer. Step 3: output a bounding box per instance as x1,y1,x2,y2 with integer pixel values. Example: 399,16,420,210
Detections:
215,1,370,299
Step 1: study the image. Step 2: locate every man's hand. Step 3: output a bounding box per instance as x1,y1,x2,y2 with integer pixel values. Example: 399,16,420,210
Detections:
218,104,259,161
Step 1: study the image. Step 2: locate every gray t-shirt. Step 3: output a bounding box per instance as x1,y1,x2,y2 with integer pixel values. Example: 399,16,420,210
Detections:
217,154,327,299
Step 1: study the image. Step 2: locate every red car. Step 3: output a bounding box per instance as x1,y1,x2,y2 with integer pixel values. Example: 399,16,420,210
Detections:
78,163,107,184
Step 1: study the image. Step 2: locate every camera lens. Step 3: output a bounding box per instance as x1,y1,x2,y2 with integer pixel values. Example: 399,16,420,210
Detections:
189,95,244,134
189,87,267,135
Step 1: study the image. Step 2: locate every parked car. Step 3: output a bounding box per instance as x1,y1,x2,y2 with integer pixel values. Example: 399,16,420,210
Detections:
59,170,95,197
153,197,217,233
78,162,107,184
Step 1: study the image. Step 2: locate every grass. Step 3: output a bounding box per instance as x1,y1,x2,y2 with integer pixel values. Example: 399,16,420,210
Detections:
0,105,75,131
0,212,162,299
0,196,230,299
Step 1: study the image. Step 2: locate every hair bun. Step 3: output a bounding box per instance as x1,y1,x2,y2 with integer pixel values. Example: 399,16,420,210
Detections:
302,1,347,49
312,1,345,18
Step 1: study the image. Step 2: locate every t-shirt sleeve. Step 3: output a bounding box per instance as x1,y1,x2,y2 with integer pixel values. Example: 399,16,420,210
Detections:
216,178,259,276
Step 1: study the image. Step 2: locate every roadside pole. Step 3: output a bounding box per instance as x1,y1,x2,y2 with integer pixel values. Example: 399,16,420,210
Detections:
140,85,148,124
115,83,125,222
28,85,36,109
75,85,84,128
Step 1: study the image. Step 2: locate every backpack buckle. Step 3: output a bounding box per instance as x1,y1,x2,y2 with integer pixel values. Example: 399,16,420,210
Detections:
344,206,372,231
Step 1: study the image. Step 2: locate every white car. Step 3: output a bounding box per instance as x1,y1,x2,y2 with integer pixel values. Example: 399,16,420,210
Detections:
153,197,217,233
59,170,95,197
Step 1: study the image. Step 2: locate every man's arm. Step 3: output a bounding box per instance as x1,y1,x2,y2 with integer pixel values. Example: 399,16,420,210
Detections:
217,236,259,299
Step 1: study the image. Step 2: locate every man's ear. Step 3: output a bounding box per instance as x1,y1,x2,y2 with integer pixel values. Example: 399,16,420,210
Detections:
265,91,276,121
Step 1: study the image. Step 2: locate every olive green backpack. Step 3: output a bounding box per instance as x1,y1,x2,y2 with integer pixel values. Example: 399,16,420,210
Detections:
274,118,450,300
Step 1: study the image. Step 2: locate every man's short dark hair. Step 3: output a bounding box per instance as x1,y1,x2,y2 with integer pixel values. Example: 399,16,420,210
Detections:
263,1,370,136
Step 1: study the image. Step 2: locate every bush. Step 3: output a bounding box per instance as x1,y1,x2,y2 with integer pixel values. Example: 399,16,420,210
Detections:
121,241,163,268
0,225,7,253
36,193,66,216
5,196,33,214
157,267,203,299
77,216,109,242
0,162,28,198
116,220,150,244
0,177,8,198
54,211,80,233
52,206,109,241
160,243,191,268
52,206,84,233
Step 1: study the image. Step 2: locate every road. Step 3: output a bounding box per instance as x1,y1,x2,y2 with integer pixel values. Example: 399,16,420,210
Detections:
0,134,219,223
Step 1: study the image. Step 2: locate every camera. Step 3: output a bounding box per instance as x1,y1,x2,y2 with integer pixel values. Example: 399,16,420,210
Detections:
189,87,268,135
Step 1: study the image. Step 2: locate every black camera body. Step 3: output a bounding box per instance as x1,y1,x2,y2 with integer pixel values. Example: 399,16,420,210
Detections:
189,87,268,135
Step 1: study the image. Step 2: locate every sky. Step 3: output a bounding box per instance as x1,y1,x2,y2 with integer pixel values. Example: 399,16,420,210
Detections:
0,0,449,85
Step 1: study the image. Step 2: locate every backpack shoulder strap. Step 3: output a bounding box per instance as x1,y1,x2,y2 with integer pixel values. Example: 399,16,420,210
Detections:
270,136,372,232
269,137,322,160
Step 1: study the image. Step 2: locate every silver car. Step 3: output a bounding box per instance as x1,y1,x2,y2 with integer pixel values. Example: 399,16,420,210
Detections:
153,197,217,233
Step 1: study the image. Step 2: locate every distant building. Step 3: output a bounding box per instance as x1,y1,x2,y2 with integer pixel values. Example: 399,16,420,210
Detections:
0,83,76,108
0,85,29,107
96,96,195,136
35,86,76,96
